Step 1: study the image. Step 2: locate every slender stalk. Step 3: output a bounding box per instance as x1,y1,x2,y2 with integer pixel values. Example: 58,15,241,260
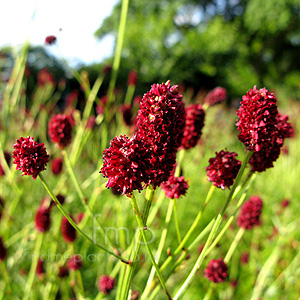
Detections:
121,186,155,299
23,232,44,300
106,0,129,108
149,173,256,299
173,198,182,244
224,227,245,264
174,214,222,300
160,185,215,273
62,150,117,252
175,149,185,177
38,173,129,263
203,283,214,300
220,151,253,215
142,199,174,299
250,239,282,300
1,261,12,295
130,192,172,300
173,151,252,299
70,75,103,165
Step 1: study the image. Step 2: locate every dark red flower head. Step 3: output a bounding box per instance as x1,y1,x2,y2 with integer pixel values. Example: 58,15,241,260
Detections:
248,145,281,173
0,152,11,176
100,134,151,196
35,204,51,232
36,258,45,275
48,114,73,148
121,104,133,126
68,255,83,270
50,194,66,207
276,113,294,140
136,81,185,187
205,87,227,106
58,266,69,278
128,70,138,86
0,237,7,261
206,150,241,189
237,196,263,229
98,275,116,295
181,104,205,150
45,35,57,45
51,157,63,175
161,175,189,199
205,258,228,283
236,86,279,152
61,216,77,243
249,112,294,173
13,136,49,180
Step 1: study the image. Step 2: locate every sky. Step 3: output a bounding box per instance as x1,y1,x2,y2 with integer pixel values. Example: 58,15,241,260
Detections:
0,0,118,66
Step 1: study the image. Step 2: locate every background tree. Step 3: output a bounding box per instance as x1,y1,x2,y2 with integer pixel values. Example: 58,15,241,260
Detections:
94,0,300,101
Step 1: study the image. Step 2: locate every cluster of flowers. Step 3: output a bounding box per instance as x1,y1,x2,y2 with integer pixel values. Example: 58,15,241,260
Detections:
236,86,293,172
101,81,206,196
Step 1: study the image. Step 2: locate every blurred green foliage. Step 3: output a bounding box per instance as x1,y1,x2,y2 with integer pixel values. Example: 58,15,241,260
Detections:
94,0,300,100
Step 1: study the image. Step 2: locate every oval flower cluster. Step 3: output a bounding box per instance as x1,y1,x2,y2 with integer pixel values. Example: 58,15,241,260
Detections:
13,136,49,180
136,81,185,187
249,113,294,172
206,150,241,189
101,135,152,195
161,175,189,199
237,195,263,229
204,258,228,283
48,114,73,148
237,87,294,172
236,86,279,152
101,81,186,195
204,87,227,107
181,104,205,150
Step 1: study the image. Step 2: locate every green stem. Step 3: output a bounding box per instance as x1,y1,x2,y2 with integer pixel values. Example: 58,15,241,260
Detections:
130,192,172,300
1,261,12,295
224,228,245,263
62,150,117,252
106,0,129,108
23,232,44,300
142,199,174,299
173,198,182,244
160,185,215,273
220,151,253,215
250,239,282,300
173,151,252,300
203,283,214,300
149,172,256,299
38,173,129,264
173,214,222,300
121,186,155,299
